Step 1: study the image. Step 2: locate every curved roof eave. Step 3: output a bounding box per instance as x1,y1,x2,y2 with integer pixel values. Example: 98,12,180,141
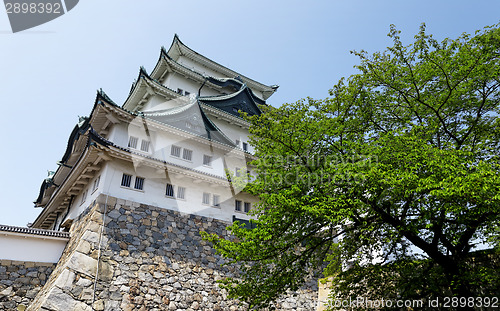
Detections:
166,35,278,100
123,67,180,111
34,89,116,207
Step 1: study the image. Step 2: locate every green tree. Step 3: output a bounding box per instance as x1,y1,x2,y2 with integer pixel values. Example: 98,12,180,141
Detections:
203,24,500,310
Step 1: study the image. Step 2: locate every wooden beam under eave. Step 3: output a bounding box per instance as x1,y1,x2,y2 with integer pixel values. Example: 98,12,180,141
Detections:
86,165,101,172
97,152,111,161
105,113,119,124
101,119,111,132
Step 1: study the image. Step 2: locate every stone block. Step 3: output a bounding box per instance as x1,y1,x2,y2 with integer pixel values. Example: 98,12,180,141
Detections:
77,240,92,255
42,287,93,311
67,252,98,277
54,269,75,289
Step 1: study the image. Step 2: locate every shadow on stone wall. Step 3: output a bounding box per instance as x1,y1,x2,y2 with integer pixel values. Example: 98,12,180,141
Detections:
26,195,318,310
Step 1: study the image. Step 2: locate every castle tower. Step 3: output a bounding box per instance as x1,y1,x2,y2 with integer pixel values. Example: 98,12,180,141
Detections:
32,35,279,231
0,36,317,310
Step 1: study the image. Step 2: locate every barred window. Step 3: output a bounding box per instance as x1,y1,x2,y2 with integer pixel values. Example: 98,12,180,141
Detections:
134,177,145,190
81,190,88,205
166,183,175,197
177,186,186,199
203,155,212,166
92,176,100,192
171,145,181,157
235,200,242,211
213,195,220,207
121,174,132,187
202,192,210,205
140,140,150,152
244,202,251,213
128,136,138,149
183,148,193,161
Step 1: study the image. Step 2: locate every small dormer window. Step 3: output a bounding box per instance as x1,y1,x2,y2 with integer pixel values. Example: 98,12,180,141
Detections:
177,88,183,95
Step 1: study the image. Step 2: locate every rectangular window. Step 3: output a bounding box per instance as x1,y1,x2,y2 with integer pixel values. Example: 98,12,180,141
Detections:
92,176,100,192
81,189,88,205
242,142,248,151
134,177,144,190
213,195,220,207
177,186,186,199
202,192,210,205
121,174,132,187
203,154,212,166
128,136,138,149
235,200,242,212
166,183,175,197
140,140,150,152
171,145,181,157
244,202,251,213
183,148,193,161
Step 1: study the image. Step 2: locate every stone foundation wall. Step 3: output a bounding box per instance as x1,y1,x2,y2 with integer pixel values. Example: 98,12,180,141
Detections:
0,260,55,310
27,195,318,310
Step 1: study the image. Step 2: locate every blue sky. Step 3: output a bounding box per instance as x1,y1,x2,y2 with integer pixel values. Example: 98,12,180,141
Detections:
0,0,499,227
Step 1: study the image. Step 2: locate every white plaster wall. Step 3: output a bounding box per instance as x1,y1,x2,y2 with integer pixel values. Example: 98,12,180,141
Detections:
64,164,110,223
108,122,129,148
176,56,265,100
0,233,67,263
97,160,254,223
177,56,224,80
210,118,253,153
141,95,177,111
107,119,246,179
163,73,220,98
66,112,256,224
